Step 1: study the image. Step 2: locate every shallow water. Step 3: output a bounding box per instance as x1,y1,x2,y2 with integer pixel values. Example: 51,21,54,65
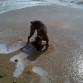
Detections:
0,0,83,14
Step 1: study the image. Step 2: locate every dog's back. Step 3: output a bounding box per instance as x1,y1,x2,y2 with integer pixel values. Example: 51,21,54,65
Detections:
37,28,47,40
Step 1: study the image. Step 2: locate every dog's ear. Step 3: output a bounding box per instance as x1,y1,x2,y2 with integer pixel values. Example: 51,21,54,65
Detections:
30,21,33,24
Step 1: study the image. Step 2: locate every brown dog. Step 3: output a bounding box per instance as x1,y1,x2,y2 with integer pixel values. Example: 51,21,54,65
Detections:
27,20,49,50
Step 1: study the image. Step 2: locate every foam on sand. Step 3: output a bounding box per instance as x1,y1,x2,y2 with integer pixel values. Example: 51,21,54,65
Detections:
10,44,37,78
32,66,48,77
10,53,30,78
0,43,22,54
32,66,49,83
10,52,29,78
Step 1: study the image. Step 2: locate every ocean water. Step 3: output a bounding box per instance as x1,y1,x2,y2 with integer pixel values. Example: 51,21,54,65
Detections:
0,0,83,14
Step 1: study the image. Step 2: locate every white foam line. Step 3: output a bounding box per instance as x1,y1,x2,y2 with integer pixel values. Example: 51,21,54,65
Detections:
32,66,48,77
0,43,22,54
32,66,49,83
13,59,25,78
10,44,37,78
0,44,8,54
10,52,28,78
0,0,83,14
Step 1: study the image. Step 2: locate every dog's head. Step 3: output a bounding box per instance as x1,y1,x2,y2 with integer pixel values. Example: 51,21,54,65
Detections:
30,20,44,29
32,36,43,51
35,36,42,42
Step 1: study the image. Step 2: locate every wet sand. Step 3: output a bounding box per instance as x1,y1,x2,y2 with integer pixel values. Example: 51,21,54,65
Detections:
0,5,83,83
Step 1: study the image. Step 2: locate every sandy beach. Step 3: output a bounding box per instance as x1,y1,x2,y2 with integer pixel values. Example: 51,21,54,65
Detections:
0,5,83,83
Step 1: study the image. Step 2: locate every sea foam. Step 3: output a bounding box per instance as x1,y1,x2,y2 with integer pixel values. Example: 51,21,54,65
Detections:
0,0,83,14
